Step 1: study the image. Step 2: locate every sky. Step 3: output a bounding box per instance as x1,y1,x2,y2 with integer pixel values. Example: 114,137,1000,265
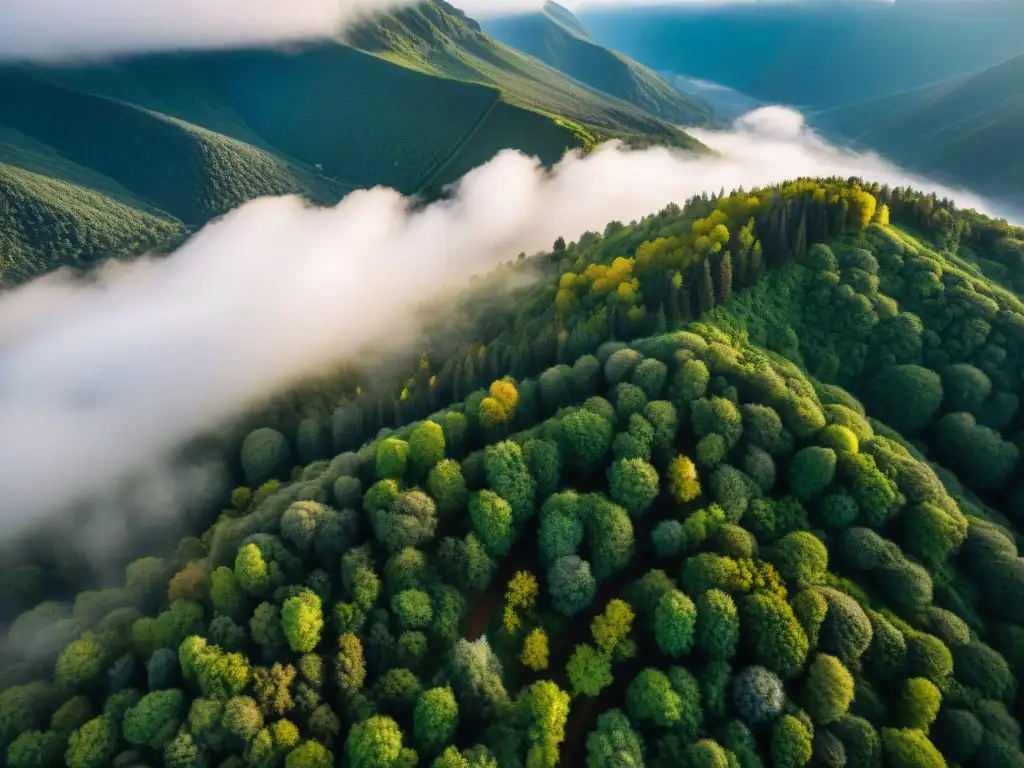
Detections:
0,0,894,62
0,106,1001,544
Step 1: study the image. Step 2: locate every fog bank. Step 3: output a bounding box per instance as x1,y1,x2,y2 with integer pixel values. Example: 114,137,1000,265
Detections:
0,0,410,62
0,107,1001,538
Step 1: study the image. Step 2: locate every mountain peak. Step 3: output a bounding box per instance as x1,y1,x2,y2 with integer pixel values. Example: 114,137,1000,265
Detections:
542,0,591,39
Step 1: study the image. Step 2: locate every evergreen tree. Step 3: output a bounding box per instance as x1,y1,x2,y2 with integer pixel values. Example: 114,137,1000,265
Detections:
698,259,715,315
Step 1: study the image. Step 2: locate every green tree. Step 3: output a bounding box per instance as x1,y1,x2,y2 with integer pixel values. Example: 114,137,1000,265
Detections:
627,669,681,728
608,459,660,517
377,438,410,480
345,715,403,768
334,633,367,697
427,459,469,516
898,678,941,731
865,366,943,435
805,653,854,725
880,728,945,768
548,556,597,617
123,689,187,750
65,717,116,768
696,589,739,660
286,739,333,768
241,428,291,487
519,681,570,768
773,531,828,585
591,599,635,655
281,589,323,653
654,590,697,657
561,408,614,474
7,730,64,768
732,665,784,726
469,490,514,557
771,715,813,768
391,590,434,631
484,441,536,524
788,447,837,501
414,687,458,757
585,709,643,768
409,421,446,476
567,644,613,697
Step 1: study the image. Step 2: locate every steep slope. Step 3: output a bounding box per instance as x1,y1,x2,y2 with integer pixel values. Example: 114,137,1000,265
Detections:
579,0,1024,109
813,54,1024,205
347,0,705,145
0,164,183,284
5,179,1024,768
482,1,713,125
0,0,704,286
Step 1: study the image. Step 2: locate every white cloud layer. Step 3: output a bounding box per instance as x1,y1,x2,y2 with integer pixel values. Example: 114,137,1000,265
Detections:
0,107,1005,539
0,0,411,62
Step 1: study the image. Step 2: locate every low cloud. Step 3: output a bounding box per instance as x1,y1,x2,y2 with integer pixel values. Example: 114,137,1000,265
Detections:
0,0,410,62
0,107,1004,541
455,0,894,17
0,0,897,62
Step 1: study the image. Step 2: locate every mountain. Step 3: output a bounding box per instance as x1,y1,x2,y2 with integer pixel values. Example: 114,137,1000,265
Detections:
812,54,1024,206
6,176,1024,768
0,0,703,286
578,0,1024,109
482,1,713,125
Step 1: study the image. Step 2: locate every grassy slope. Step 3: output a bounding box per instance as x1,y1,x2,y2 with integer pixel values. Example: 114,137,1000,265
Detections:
813,54,1024,204
0,1,704,285
482,1,713,126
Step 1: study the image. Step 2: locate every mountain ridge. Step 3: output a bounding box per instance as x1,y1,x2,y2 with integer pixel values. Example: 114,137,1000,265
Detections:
0,0,704,286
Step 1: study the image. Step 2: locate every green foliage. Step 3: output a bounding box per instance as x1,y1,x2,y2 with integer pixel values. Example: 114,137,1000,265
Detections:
65,717,116,768
391,589,434,631
123,688,187,750
281,589,323,653
345,715,404,768
731,665,785,726
608,458,659,517
585,709,644,768
241,428,292,487
469,490,514,557
654,590,697,657
627,669,681,728
773,531,828,585
561,408,614,474
567,644,613,697
740,591,809,677
805,653,855,724
377,437,410,481
548,555,597,616
865,366,943,435
696,588,739,660
771,715,813,768
414,687,458,757
788,447,837,501
880,728,945,768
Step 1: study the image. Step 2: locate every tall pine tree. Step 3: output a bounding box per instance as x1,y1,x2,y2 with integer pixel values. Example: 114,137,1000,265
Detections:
716,252,734,304
697,258,715,314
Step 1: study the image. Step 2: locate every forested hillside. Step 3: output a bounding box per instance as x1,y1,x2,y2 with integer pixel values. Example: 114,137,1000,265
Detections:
0,0,701,286
812,54,1024,207
4,174,1024,768
482,2,714,126
579,1,1024,109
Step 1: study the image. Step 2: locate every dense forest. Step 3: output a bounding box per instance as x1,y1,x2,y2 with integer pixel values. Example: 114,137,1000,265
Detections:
3,175,1024,768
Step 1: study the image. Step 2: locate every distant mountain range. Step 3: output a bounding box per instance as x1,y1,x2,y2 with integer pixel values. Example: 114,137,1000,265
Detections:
0,0,704,286
578,1,1024,109
482,1,714,126
811,53,1024,207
